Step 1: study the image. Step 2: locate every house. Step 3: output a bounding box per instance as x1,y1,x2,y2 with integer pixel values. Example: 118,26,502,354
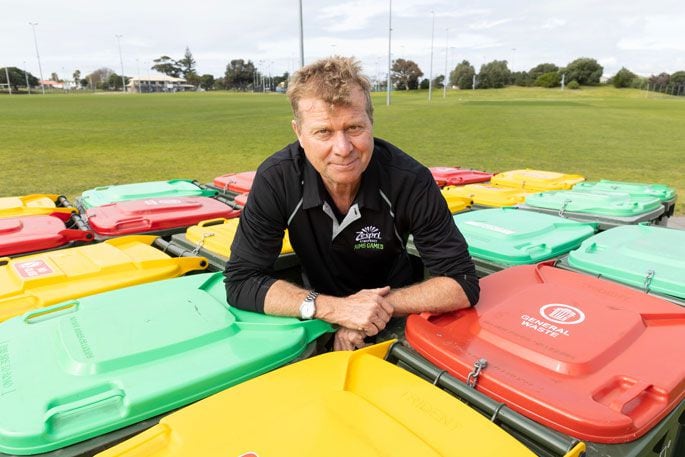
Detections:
126,75,195,93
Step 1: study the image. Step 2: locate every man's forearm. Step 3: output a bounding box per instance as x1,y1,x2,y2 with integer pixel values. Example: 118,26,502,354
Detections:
386,276,470,316
263,279,310,317
263,280,393,335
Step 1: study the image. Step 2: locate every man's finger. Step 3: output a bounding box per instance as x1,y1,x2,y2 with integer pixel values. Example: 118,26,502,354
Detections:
378,297,394,316
374,286,391,296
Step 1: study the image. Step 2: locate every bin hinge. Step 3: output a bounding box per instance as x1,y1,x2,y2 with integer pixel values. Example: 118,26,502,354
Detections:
643,269,655,293
192,232,215,255
558,199,571,218
466,358,488,388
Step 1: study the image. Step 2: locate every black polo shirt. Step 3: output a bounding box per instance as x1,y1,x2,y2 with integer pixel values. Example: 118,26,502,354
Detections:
224,138,479,313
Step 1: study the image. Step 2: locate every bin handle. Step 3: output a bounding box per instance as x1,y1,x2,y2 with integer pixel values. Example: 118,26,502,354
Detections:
24,301,79,324
198,218,228,227
44,388,126,437
113,217,152,231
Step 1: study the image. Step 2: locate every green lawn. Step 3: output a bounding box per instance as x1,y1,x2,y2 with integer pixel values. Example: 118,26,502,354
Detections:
1,87,683,214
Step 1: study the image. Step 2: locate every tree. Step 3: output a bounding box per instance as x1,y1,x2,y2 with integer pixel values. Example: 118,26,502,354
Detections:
0,67,39,91
419,78,429,89
177,47,197,79
432,74,445,89
213,77,225,90
85,68,114,89
224,59,256,91
449,60,475,89
611,67,637,88
107,72,129,91
199,74,215,90
511,71,531,86
273,72,290,90
528,63,559,82
671,71,685,86
535,71,561,88
649,72,670,87
50,72,61,82
391,58,423,90
185,72,201,87
477,60,511,88
563,58,603,86
73,69,81,87
151,56,181,78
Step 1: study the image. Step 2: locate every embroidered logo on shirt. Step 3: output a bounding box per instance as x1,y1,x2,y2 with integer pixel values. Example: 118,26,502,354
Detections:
354,226,384,250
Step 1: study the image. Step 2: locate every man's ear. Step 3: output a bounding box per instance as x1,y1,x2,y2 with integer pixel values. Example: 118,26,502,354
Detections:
291,119,300,139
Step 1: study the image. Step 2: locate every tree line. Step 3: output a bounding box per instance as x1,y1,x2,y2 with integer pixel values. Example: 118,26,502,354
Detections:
390,56,685,94
3,49,684,95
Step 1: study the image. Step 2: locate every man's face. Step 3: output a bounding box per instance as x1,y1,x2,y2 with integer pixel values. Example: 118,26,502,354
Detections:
292,86,374,191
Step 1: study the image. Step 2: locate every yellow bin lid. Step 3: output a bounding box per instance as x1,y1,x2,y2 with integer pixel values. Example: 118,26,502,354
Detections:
97,341,538,457
443,184,531,207
0,235,207,322
491,169,585,192
439,188,471,214
0,194,76,218
185,218,293,257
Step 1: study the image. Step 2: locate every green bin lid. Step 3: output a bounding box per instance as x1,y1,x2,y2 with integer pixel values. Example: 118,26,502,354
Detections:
524,190,663,217
573,180,676,203
79,179,217,209
0,272,332,455
567,225,685,300
453,208,596,266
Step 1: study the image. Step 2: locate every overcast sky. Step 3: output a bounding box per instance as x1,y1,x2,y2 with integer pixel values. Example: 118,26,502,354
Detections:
4,0,684,82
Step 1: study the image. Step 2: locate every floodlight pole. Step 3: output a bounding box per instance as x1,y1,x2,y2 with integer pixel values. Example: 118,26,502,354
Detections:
24,61,31,94
115,34,126,92
298,0,304,67
4,67,11,95
29,22,45,94
443,28,448,98
428,10,435,102
386,0,392,106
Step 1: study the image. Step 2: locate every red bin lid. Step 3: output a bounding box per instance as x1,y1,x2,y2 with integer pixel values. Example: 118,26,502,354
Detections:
429,167,492,187
86,197,240,236
406,263,685,443
234,192,249,207
213,171,257,194
0,214,93,256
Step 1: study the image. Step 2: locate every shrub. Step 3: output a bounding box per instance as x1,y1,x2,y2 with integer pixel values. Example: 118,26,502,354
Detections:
612,67,637,88
535,71,561,88
567,80,580,90
564,58,603,85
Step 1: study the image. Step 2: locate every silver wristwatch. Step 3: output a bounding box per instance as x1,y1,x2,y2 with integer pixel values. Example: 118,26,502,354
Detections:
299,290,319,320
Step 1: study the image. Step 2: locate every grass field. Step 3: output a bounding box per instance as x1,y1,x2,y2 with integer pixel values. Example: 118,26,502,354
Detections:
1,86,683,214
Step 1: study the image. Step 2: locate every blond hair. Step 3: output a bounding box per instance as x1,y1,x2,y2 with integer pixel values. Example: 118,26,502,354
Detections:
287,56,373,125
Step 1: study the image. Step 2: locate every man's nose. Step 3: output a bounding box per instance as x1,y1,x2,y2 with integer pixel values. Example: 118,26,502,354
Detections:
332,131,354,156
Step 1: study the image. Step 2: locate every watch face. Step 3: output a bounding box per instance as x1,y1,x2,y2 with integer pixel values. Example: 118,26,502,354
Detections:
300,300,316,319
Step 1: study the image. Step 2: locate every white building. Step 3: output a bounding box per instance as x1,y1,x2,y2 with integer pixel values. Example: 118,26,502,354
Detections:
127,75,195,93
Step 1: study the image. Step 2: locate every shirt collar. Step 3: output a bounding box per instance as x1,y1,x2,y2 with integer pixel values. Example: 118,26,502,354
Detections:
300,142,382,212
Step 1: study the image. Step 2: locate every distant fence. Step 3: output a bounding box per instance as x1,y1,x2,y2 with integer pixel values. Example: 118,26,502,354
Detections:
645,83,685,97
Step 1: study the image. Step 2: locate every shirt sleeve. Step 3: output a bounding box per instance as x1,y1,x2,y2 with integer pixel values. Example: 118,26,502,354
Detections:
407,170,480,306
224,169,288,313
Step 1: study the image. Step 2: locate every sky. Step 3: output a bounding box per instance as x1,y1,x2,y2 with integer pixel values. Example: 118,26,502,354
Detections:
3,0,684,82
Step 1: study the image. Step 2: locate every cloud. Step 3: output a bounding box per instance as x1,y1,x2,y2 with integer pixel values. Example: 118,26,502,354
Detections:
469,18,513,30
317,1,388,32
541,18,566,29
452,33,502,49
617,15,685,51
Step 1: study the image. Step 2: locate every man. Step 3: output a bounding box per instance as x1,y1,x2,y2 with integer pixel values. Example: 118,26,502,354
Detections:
225,56,478,351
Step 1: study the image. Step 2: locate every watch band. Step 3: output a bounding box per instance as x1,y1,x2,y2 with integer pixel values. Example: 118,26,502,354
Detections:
299,290,319,320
